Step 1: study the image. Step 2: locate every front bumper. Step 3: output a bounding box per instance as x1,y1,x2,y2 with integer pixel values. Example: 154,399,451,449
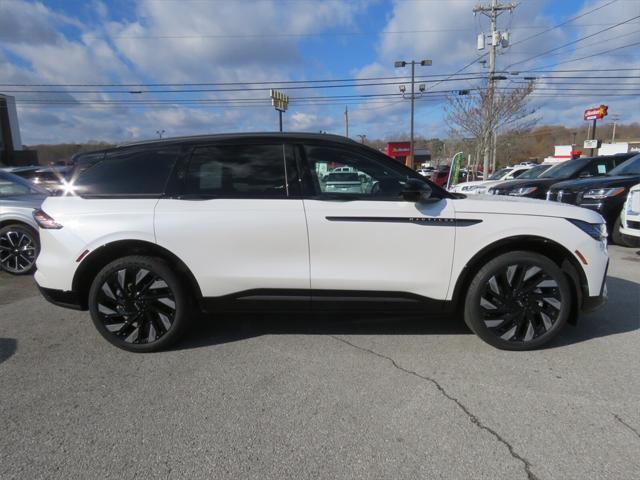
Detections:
580,260,608,313
38,286,86,311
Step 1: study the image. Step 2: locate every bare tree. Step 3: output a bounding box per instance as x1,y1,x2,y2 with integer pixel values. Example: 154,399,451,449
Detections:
445,82,537,176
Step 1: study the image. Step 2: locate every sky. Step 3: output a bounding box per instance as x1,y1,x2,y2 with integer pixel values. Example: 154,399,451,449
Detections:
0,0,639,145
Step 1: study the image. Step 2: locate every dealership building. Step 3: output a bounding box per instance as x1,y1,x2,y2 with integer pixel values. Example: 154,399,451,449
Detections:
385,142,431,168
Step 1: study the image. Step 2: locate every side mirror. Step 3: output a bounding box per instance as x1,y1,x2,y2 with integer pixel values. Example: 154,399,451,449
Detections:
401,179,433,203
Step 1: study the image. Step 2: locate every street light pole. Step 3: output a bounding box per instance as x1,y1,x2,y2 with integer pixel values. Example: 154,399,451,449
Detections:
357,134,367,144
395,59,432,170
156,129,165,139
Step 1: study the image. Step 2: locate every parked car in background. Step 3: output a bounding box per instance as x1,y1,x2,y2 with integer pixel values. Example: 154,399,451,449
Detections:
620,183,640,241
450,164,533,194
418,166,434,177
488,153,634,199
429,165,450,187
35,133,609,353
0,170,48,275
547,153,640,246
3,165,70,193
322,172,366,194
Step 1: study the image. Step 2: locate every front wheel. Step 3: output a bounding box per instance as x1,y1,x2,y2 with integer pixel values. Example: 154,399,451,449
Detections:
88,256,191,352
464,251,572,351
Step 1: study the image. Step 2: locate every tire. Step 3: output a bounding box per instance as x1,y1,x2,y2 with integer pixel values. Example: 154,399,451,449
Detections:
612,216,640,248
464,251,572,351
0,224,39,275
88,255,191,352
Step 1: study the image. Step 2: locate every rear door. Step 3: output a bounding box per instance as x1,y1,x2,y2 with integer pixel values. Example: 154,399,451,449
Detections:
154,142,310,302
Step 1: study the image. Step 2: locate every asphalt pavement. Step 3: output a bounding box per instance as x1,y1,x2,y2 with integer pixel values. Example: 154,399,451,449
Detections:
1,246,639,480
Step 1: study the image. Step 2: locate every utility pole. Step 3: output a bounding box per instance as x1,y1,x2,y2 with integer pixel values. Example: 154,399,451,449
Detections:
610,114,620,142
474,0,516,176
395,60,431,169
344,105,349,138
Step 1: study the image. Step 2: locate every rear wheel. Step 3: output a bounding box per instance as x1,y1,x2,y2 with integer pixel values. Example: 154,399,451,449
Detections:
464,251,572,351
88,256,191,352
0,224,39,275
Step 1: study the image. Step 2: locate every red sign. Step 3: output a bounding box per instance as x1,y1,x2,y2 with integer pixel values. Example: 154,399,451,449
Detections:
386,142,411,157
584,104,608,121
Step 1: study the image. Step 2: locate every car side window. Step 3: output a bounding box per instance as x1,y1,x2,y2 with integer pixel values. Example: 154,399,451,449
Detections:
303,145,410,200
185,144,296,198
511,169,527,178
73,147,179,196
0,178,31,196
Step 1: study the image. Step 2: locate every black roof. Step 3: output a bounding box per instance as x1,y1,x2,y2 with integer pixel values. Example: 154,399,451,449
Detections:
72,132,359,162
120,132,356,148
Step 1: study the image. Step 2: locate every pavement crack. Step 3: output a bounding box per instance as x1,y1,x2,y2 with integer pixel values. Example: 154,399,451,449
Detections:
613,414,640,440
330,335,539,480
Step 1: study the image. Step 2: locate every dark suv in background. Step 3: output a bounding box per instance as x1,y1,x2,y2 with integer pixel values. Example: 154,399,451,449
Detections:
548,153,640,246
489,153,634,199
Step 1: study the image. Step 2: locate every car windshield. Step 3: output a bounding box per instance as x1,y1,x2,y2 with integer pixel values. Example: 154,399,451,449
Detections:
489,168,512,180
0,171,47,196
517,164,551,179
324,173,360,182
539,159,589,179
607,154,640,176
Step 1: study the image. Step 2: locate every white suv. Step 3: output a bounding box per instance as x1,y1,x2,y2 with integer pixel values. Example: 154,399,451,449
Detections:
34,133,609,352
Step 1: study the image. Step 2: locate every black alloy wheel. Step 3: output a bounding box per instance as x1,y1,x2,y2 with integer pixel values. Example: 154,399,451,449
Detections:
0,224,39,275
465,251,572,350
88,256,190,352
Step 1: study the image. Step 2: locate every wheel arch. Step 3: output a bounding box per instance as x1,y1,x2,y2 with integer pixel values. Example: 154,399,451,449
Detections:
450,235,588,325
0,218,38,233
72,240,202,310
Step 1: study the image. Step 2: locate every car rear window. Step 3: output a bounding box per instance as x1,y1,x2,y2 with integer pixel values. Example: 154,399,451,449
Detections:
184,144,291,198
324,173,359,182
72,146,179,197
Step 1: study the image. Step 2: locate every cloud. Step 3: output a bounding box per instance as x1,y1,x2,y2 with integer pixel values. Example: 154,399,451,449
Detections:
0,1,81,45
1,0,637,145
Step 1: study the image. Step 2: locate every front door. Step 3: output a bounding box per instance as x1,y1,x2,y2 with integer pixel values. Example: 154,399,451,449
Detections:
299,144,456,303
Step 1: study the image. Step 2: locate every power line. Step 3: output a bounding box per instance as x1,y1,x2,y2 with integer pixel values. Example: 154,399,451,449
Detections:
507,0,620,48
519,39,640,71
0,76,489,94
505,13,640,69
3,68,638,88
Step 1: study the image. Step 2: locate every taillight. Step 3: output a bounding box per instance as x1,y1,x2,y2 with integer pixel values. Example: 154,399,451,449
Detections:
33,209,63,229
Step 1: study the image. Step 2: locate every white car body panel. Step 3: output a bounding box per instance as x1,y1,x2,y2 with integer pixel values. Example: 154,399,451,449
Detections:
34,197,157,291
154,198,310,297
35,194,609,300
302,198,455,299
452,197,608,297
620,183,640,238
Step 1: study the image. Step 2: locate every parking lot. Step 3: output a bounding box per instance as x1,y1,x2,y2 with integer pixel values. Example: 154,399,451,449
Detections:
0,245,638,479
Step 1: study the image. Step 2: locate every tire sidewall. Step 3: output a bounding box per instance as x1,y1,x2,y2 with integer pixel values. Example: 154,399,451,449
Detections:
464,251,572,351
88,256,190,352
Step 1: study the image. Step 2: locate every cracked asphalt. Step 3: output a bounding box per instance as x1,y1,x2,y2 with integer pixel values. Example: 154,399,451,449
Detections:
1,246,639,479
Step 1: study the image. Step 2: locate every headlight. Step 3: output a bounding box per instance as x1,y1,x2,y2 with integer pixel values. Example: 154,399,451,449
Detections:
567,219,607,241
508,186,538,196
582,187,625,200
461,185,479,192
